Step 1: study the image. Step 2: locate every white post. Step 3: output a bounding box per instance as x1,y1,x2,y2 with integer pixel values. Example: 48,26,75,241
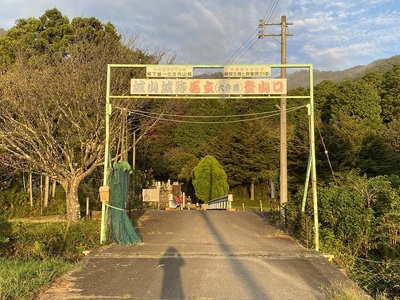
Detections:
86,197,90,220
228,194,233,209
168,193,173,208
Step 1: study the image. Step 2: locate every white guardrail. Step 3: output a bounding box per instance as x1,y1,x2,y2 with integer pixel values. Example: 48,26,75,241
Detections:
207,194,233,210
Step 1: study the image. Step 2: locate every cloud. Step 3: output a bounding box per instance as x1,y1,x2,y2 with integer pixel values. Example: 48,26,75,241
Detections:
302,42,378,70
284,0,400,69
0,0,399,70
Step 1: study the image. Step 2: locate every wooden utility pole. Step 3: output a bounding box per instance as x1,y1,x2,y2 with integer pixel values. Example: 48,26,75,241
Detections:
258,15,293,212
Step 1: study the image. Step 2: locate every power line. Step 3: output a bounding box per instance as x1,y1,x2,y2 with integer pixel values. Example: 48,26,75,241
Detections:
124,108,283,119
114,104,307,124
223,0,280,65
223,28,259,65
233,38,259,63
316,121,337,185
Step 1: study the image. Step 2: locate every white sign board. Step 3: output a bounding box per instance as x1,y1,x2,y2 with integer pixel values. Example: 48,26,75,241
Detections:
131,78,286,95
142,189,159,202
223,65,271,77
146,66,193,78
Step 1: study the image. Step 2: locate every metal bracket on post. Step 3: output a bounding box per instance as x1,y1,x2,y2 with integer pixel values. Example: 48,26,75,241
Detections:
106,103,112,115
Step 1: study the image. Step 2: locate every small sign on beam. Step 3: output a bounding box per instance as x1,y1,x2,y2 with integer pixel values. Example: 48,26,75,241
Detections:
146,65,193,78
223,65,271,77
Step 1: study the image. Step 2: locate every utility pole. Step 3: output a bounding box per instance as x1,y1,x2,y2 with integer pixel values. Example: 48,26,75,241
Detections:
258,16,293,216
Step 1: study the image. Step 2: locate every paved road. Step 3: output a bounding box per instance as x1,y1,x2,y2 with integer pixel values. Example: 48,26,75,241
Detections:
40,210,354,300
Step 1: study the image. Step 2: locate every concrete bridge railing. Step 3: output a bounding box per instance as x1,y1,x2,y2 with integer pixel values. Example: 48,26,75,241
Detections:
207,194,233,210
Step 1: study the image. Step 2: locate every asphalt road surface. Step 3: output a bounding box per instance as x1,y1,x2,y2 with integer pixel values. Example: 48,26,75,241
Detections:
39,210,358,300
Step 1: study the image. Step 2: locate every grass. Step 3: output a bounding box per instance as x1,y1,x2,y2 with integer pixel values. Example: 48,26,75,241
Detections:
323,281,392,300
0,257,73,300
0,217,102,300
323,281,370,299
231,197,271,211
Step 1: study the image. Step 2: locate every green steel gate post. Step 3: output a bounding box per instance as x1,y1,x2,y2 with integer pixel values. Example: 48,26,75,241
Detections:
309,65,319,251
100,64,112,244
302,148,311,213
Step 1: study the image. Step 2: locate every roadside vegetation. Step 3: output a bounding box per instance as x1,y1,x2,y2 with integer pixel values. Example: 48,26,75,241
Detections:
0,258,73,300
0,214,102,300
323,281,385,300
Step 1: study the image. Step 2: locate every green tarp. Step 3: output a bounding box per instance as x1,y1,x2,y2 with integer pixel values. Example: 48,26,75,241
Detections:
108,161,142,245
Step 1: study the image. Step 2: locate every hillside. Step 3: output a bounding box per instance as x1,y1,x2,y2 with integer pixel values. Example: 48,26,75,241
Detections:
288,55,400,90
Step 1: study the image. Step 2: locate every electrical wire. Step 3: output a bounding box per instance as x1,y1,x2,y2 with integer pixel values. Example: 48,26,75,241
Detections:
123,107,284,118
234,38,260,63
115,104,307,124
223,28,259,65
223,0,280,65
316,120,338,185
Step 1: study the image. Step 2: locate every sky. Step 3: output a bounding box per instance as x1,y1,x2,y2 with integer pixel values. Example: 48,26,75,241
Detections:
0,0,399,71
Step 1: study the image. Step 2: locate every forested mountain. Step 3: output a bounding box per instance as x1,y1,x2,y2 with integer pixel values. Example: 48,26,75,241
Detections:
288,55,400,89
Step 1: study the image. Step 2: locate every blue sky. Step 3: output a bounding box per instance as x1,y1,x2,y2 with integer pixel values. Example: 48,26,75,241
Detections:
0,0,399,71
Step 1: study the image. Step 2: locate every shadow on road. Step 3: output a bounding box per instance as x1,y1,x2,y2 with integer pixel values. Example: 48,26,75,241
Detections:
160,247,185,299
200,211,272,299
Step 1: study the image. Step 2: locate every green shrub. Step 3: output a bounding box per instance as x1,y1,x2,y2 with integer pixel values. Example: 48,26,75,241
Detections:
192,155,229,202
0,215,12,256
6,220,101,260
0,187,29,218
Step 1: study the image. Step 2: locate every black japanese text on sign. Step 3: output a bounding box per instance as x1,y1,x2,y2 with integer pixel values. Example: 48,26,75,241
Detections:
130,78,287,95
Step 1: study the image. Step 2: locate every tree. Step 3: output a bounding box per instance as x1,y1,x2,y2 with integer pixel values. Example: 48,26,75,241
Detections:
314,80,339,124
0,9,168,220
381,64,400,123
191,155,229,203
317,172,400,260
381,118,400,152
172,99,226,151
358,133,400,177
163,147,198,182
319,80,382,128
204,118,280,199
318,172,375,257
313,76,387,178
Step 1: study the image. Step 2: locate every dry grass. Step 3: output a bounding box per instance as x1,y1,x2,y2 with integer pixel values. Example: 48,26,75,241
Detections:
322,281,384,300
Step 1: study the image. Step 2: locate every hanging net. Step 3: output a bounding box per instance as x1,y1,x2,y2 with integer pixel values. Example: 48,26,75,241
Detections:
107,160,142,245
